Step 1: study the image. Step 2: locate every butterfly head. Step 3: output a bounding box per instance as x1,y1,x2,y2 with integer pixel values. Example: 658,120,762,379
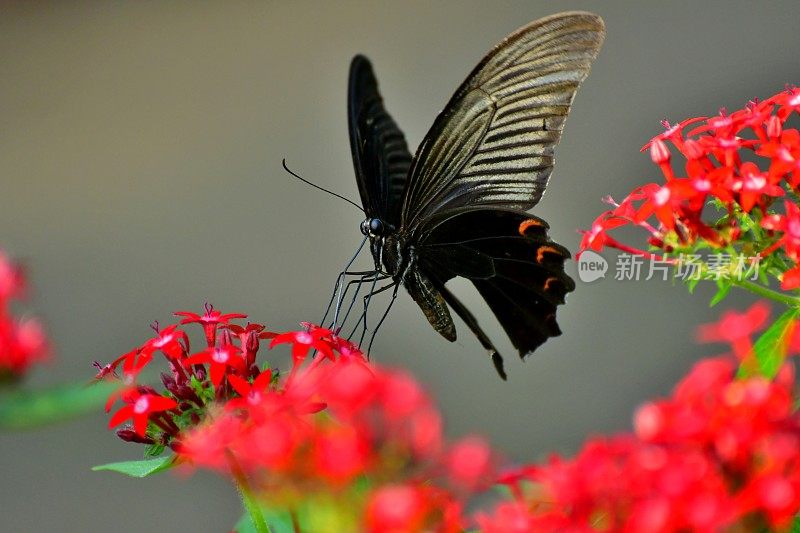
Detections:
360,217,392,238
360,218,405,276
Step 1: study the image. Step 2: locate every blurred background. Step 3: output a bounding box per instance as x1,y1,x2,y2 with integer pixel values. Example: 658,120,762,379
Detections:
1,1,799,530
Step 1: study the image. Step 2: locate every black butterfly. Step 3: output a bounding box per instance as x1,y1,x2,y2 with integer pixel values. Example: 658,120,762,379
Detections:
344,12,604,379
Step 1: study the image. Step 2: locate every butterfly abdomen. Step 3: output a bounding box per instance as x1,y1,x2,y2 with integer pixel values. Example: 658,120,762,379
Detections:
404,268,456,342
380,233,457,341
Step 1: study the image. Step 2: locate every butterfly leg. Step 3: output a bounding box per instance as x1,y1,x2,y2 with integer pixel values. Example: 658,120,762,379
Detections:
338,272,390,333
366,282,401,357
330,269,384,331
347,274,392,342
356,280,399,346
322,269,380,330
320,235,369,327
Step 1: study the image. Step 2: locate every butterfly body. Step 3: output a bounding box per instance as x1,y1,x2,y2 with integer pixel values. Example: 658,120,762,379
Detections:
347,12,605,378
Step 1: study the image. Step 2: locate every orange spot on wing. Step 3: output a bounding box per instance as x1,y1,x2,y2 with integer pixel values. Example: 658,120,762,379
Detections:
537,246,562,263
544,277,560,291
518,218,543,236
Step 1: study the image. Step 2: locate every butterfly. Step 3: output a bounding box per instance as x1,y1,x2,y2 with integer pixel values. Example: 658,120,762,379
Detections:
345,11,605,379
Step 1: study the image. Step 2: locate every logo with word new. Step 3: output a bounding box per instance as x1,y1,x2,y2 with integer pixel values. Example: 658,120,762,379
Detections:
577,250,608,283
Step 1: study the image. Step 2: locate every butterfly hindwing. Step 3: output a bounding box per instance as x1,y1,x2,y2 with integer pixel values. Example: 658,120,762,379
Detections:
418,208,575,360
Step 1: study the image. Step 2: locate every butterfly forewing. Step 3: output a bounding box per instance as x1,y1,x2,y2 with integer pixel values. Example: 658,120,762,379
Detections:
348,55,413,225
400,12,605,230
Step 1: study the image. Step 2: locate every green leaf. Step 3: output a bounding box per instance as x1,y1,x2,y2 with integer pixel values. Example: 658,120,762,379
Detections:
233,514,257,533
92,454,178,478
686,277,701,294
144,443,166,457
743,307,800,378
234,508,299,533
709,281,732,307
261,510,295,533
0,380,118,430
792,513,800,533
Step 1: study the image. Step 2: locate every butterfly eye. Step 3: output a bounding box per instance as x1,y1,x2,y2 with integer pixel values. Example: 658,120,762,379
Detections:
369,218,385,235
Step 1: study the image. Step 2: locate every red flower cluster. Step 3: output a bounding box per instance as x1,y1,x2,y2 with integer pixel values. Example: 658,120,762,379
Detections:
98,302,800,531
98,308,496,531
0,250,48,380
579,86,800,288
178,333,495,532
634,359,799,528
477,303,800,532
98,304,274,446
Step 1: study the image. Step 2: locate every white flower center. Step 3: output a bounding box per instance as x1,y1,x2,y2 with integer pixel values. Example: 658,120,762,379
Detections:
133,397,150,414
212,349,229,364
654,187,671,206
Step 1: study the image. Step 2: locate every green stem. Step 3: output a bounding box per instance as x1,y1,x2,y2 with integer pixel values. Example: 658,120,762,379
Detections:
290,510,302,533
227,452,270,533
731,277,800,308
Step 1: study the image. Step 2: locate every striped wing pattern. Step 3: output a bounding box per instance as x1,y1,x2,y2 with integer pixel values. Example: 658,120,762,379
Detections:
348,55,413,224
401,12,605,230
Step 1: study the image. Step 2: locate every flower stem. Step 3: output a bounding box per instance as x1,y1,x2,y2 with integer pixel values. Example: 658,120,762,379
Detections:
290,510,302,533
227,452,269,533
731,277,800,308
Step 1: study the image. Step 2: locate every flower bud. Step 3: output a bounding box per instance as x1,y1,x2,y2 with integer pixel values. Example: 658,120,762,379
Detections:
116,428,155,444
767,115,782,139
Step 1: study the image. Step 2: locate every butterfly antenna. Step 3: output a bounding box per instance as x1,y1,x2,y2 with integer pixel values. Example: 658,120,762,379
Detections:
282,159,364,213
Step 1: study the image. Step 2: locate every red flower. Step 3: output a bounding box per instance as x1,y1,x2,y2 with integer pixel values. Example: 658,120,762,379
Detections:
0,317,49,375
772,86,800,121
762,201,800,288
224,322,275,368
444,436,494,491
177,414,242,470
364,484,430,532
0,251,49,378
269,326,334,367
641,117,707,154
319,358,377,416
174,304,247,347
578,184,672,259
475,501,534,533
696,302,770,360
578,212,630,256
0,251,25,305
782,265,800,290
312,425,371,483
183,345,245,388
733,162,784,212
742,473,800,527
108,391,178,437
226,371,273,411
143,323,189,360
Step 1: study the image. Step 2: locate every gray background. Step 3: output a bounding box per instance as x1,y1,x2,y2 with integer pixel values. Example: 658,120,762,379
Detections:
1,1,796,531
